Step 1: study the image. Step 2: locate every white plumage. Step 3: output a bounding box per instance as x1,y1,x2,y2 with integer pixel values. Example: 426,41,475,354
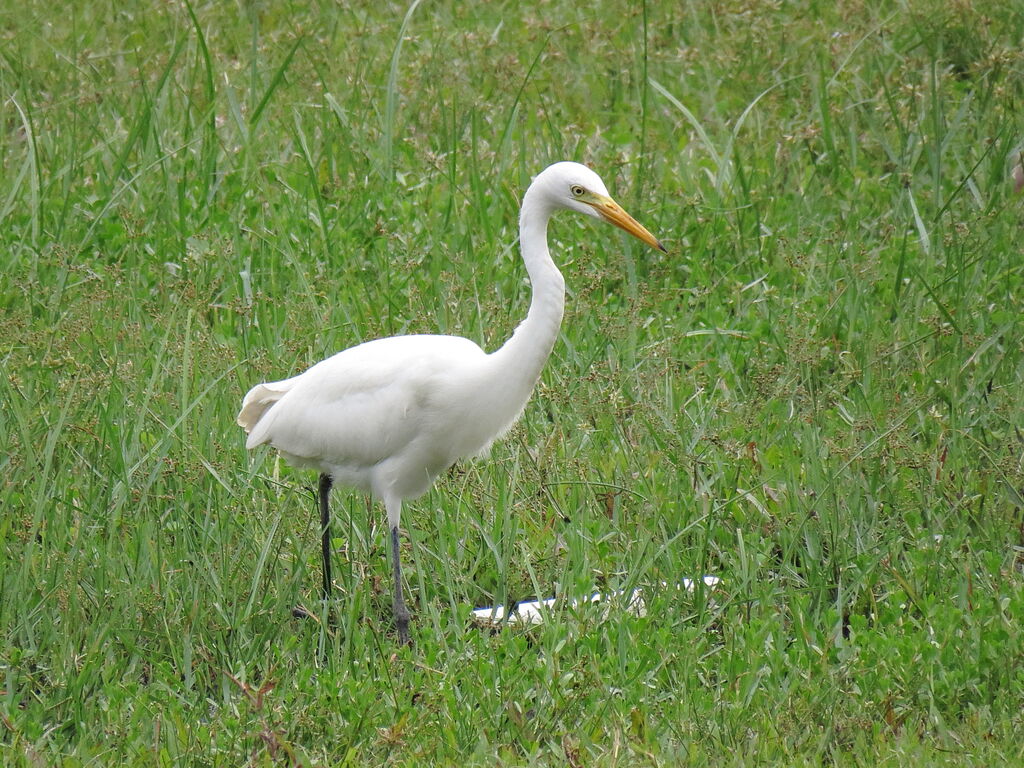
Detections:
239,162,664,644
242,335,520,500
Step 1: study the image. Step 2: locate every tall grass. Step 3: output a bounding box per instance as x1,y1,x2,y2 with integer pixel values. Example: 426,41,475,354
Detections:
2,0,1023,764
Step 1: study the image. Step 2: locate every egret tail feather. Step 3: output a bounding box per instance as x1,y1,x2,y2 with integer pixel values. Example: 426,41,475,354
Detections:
237,379,295,445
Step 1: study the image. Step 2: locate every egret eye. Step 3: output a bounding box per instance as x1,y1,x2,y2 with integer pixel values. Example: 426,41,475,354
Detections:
570,184,585,197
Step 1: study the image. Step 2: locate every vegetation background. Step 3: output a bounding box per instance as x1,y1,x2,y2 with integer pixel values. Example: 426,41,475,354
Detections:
2,0,1023,764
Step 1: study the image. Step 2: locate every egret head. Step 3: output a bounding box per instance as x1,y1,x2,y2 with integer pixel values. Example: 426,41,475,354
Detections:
533,161,667,253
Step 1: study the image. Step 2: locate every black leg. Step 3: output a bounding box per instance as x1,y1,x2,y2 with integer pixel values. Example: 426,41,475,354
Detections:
319,473,333,601
390,525,411,645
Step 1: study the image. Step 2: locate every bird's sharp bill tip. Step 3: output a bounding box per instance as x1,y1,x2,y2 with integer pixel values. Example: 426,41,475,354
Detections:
656,240,668,253
594,199,664,252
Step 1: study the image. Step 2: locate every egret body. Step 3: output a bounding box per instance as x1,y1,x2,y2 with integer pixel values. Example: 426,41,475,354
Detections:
238,162,664,644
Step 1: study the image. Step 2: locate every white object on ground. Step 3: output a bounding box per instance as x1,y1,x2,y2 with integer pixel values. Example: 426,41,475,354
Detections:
471,576,721,626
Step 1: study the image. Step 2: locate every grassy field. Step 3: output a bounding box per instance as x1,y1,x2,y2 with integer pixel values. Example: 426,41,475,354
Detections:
3,0,1024,764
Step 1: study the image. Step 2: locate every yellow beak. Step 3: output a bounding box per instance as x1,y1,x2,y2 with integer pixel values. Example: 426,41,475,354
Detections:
587,194,667,253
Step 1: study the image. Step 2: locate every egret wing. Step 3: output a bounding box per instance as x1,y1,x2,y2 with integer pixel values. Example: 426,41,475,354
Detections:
242,334,485,471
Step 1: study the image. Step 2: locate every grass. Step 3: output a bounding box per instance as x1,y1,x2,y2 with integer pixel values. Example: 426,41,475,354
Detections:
2,0,1024,764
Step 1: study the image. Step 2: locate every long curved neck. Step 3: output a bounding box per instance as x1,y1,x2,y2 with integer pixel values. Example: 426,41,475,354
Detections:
489,186,565,399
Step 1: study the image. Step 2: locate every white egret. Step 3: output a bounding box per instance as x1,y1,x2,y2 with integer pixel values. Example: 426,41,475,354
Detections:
238,162,665,645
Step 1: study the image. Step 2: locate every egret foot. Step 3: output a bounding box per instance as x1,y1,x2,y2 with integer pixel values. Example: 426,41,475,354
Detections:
291,602,336,623
394,597,411,646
